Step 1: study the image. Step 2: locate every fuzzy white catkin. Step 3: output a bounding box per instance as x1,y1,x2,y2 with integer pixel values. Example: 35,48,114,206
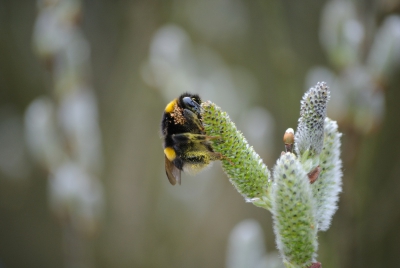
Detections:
312,118,343,231
295,82,330,156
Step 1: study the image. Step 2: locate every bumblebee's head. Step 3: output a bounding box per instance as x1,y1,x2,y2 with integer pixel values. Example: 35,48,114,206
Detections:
178,93,202,116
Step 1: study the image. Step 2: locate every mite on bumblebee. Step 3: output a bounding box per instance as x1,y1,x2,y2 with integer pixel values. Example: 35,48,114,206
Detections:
161,93,222,185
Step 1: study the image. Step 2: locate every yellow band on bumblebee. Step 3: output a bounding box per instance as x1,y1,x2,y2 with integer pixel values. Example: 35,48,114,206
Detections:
165,99,177,113
164,147,176,161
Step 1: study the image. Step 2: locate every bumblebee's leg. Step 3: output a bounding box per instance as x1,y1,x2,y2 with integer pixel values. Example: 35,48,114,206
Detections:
172,133,220,143
182,109,204,133
204,135,220,141
208,152,224,161
220,154,234,165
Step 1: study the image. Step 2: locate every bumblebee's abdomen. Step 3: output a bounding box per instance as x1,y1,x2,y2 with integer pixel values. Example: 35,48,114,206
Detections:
182,154,209,164
166,141,212,171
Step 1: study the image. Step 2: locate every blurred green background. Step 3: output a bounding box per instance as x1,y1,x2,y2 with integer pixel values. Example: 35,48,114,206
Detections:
1,0,400,267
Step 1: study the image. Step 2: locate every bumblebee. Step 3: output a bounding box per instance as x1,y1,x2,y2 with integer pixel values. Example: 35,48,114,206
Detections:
161,93,222,185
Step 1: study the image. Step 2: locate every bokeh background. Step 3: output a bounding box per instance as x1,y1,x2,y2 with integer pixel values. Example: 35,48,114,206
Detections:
1,0,400,267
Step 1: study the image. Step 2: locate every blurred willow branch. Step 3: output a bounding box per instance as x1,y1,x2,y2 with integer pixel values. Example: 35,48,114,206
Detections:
28,0,104,267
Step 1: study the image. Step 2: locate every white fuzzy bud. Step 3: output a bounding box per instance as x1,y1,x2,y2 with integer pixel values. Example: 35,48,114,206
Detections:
295,82,330,156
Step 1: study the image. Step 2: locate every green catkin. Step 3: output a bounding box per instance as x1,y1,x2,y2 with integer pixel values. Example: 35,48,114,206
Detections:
201,101,272,209
271,153,318,267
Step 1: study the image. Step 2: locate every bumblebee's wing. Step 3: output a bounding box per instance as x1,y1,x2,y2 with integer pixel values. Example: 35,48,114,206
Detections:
165,155,181,185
